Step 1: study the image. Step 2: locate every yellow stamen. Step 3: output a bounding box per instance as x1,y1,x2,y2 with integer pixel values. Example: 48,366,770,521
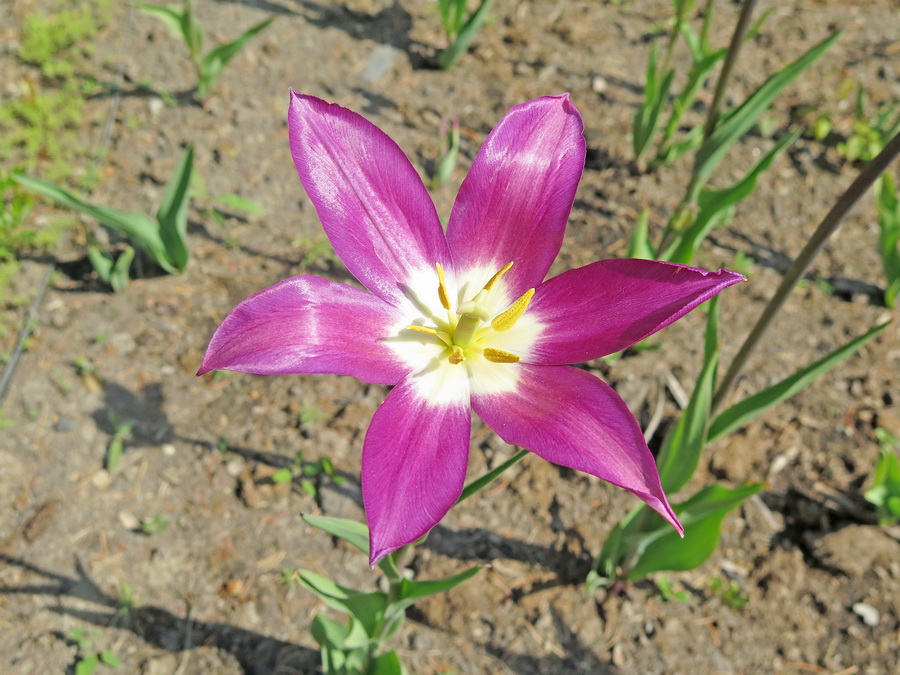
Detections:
435,263,451,310
491,288,535,332
448,344,466,364
406,324,439,336
483,261,514,292
405,324,452,347
483,347,520,363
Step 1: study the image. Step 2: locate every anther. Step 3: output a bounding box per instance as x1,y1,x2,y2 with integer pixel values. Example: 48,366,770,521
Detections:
491,288,535,332
483,261,514,292
435,263,451,310
405,324,452,347
483,347,520,363
448,345,466,364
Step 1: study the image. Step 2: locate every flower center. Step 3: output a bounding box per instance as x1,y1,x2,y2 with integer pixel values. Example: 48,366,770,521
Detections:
406,262,535,366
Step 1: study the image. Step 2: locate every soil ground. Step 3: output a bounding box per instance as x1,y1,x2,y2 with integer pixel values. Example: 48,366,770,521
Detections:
2,1,899,673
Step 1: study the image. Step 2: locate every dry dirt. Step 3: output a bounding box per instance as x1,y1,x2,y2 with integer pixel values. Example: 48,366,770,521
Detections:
2,1,899,673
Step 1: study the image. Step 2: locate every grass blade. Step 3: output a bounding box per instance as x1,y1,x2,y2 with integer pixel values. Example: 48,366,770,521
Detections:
199,17,274,97
12,174,175,273
155,145,194,273
708,321,890,443
692,32,840,200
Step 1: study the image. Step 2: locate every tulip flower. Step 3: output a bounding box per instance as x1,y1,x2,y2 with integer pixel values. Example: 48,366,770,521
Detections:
199,92,745,564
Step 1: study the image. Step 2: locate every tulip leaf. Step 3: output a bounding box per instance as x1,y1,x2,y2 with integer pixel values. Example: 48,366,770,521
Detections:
457,448,528,503
156,145,194,273
691,31,840,201
633,43,675,161
587,503,644,591
302,514,369,553
665,129,800,264
298,570,387,641
134,3,185,41
708,321,890,444
876,172,900,308
371,650,407,675
198,17,274,98
88,245,134,292
626,209,655,260
438,0,494,70
626,482,765,580
12,174,177,273
655,298,719,495
395,566,482,608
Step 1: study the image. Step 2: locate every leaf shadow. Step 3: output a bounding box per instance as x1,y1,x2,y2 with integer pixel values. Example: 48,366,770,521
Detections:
0,554,319,675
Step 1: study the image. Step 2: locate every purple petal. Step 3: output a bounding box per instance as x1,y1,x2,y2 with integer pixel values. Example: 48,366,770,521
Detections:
198,275,408,385
472,364,682,534
363,381,472,565
288,92,449,306
528,259,745,364
446,95,586,296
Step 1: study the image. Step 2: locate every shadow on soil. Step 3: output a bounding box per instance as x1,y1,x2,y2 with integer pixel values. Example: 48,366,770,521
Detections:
0,554,319,675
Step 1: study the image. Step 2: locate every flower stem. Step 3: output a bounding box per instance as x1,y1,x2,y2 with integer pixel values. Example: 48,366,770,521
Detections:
712,130,900,412
702,0,759,140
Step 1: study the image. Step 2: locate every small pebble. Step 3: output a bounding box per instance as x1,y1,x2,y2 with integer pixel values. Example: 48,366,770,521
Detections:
54,418,75,432
852,602,880,627
119,511,139,529
161,443,176,456
591,75,608,93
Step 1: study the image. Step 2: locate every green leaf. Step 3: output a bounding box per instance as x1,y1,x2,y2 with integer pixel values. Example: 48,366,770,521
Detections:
655,299,719,495
457,448,528,503
658,46,728,162
75,655,99,675
633,43,675,161
134,4,186,41
302,514,369,554
298,570,387,641
626,208,655,260
438,0,494,70
876,173,900,308
216,193,264,214
691,32,840,200
626,482,765,580
12,174,176,273
394,566,481,610
198,17,274,98
708,322,890,444
156,145,193,273
310,613,349,649
665,129,800,264
587,504,644,590
371,650,407,675
99,650,122,667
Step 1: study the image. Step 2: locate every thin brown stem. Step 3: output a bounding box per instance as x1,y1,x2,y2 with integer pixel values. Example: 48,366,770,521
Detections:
712,130,900,412
702,0,760,140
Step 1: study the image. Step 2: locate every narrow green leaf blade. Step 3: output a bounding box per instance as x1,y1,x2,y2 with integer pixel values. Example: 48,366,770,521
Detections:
395,566,481,610
668,129,800,264
298,570,387,639
301,514,369,554
626,482,765,580
134,3,186,40
876,172,900,308
156,145,194,273
708,321,890,444
626,208,655,260
655,302,719,495
199,17,274,96
693,32,840,195
438,0,494,70
12,174,174,272
457,448,527,504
